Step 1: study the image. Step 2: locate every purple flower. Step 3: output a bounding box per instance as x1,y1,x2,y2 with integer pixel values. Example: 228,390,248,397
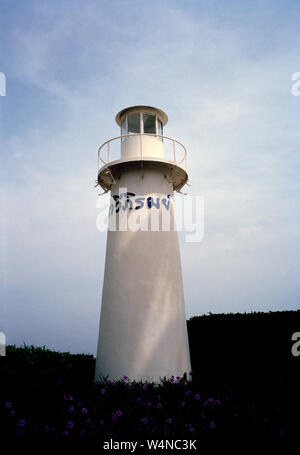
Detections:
210,421,216,429
86,418,92,424
4,402,12,408
181,401,185,407
142,385,147,390
82,408,88,414
10,410,16,416
123,375,128,380
112,410,122,421
176,376,180,380
101,388,106,395
69,396,73,401
136,397,142,404
99,420,104,425
66,421,74,429
68,406,74,413
45,425,50,432
157,403,162,409
140,417,148,424
62,430,69,436
185,390,192,396
166,418,172,424
17,419,26,427
195,394,201,400
185,423,195,433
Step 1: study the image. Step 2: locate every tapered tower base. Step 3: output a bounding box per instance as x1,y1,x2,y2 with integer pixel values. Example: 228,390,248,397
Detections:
95,164,191,382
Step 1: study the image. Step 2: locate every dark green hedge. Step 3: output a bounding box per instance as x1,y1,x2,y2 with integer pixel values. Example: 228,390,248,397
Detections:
1,310,299,443
187,310,300,386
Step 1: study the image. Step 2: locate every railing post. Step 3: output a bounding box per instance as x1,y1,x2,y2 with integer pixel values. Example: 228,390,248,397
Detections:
108,141,111,163
140,133,143,157
173,140,176,162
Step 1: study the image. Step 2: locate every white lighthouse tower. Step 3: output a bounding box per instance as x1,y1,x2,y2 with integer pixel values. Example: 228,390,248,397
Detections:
95,106,191,382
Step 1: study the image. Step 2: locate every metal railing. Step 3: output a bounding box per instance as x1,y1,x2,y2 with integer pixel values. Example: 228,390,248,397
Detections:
98,133,187,170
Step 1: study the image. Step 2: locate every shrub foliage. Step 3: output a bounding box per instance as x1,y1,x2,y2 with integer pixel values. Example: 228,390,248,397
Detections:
1,310,300,443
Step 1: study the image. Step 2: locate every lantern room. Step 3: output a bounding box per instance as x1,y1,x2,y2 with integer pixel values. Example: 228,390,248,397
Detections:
115,106,168,160
97,105,188,193
116,105,168,137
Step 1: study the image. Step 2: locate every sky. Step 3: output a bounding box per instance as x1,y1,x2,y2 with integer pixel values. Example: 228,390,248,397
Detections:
0,0,299,354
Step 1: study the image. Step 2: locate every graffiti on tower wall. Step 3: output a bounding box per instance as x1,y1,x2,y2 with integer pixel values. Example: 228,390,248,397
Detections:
109,192,171,215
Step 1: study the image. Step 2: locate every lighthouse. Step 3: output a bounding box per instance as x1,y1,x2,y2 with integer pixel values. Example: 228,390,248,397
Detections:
95,106,191,382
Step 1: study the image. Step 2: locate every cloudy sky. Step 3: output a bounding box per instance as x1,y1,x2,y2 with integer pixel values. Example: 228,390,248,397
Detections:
1,0,299,354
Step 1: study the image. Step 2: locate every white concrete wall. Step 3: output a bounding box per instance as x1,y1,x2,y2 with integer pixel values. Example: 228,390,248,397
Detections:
121,134,164,160
95,165,191,382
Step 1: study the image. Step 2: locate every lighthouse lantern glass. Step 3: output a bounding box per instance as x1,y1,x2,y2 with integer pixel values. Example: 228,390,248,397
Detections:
119,109,164,143
127,114,140,134
158,119,163,141
143,113,156,134
121,119,126,141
